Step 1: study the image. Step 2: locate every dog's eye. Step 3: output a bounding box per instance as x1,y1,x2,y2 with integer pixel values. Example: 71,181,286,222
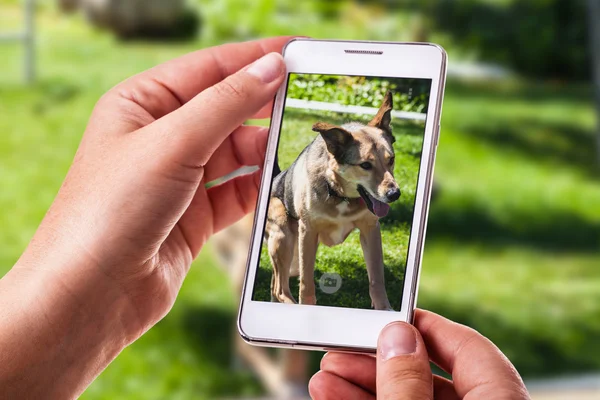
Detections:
360,162,372,170
389,157,395,166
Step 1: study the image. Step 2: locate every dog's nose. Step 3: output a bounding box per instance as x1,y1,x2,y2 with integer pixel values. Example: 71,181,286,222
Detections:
386,188,401,202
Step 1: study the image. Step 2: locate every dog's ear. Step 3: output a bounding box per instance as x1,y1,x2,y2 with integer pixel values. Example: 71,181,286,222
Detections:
369,91,394,142
312,122,354,160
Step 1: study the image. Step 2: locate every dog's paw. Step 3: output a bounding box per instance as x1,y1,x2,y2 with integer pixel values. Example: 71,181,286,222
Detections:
299,295,317,306
373,301,393,311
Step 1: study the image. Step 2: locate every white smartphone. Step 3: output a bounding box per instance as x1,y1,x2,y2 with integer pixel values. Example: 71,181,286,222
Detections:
238,39,447,353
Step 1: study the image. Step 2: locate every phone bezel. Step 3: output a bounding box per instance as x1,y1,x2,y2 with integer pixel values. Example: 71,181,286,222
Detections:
238,38,447,352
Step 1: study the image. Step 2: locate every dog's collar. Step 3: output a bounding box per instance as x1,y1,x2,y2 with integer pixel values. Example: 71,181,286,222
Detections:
326,181,352,203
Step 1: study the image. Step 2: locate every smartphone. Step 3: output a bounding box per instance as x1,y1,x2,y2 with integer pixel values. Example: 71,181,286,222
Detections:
238,39,447,353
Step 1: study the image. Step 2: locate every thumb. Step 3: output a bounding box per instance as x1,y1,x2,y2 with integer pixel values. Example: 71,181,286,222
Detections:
148,52,286,167
377,322,433,400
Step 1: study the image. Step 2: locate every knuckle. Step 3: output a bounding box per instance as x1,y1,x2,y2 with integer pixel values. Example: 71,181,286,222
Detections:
308,372,335,400
93,90,117,115
457,329,483,352
470,382,531,400
320,353,332,370
382,364,433,400
388,366,431,385
213,78,247,99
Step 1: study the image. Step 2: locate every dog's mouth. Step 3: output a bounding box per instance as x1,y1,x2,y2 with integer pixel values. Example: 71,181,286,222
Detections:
357,186,390,218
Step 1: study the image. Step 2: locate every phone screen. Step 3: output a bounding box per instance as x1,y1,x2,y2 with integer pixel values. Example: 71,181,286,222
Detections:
252,73,432,312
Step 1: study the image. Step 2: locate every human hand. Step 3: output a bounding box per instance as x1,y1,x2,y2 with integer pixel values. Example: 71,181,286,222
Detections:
309,310,530,400
15,37,287,335
0,37,289,398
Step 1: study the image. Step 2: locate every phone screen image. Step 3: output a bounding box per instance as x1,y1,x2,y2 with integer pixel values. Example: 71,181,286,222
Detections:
252,73,433,312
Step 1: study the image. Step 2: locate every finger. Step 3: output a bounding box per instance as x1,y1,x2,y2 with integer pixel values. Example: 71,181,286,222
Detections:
149,52,285,168
207,169,261,234
309,371,375,400
377,322,433,400
254,98,275,119
204,125,268,183
433,375,460,400
173,168,261,257
415,310,529,399
320,352,376,393
94,37,292,132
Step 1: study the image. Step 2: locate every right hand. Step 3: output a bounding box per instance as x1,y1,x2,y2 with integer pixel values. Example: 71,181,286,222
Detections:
309,309,530,399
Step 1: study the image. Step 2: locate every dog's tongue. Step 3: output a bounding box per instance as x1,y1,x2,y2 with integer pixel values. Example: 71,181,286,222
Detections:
372,198,390,218
365,192,390,218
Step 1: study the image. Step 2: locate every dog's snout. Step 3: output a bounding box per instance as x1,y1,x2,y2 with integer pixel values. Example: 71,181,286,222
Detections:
386,187,401,202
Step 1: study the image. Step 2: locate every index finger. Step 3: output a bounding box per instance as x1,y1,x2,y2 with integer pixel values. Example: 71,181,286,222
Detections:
95,36,294,130
415,310,529,399
132,36,293,104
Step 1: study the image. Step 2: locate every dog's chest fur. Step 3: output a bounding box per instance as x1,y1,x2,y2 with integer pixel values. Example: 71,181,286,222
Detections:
272,135,377,247
307,196,371,247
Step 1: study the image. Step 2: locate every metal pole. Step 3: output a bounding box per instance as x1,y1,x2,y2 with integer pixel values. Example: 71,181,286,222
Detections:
24,0,35,83
588,0,600,168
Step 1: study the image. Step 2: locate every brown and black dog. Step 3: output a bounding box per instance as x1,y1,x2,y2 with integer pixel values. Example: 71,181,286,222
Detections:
212,215,310,398
266,92,400,310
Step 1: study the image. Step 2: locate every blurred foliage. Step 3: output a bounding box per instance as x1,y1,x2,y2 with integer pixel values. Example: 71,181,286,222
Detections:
194,0,417,44
193,0,593,80
411,0,590,79
287,74,431,113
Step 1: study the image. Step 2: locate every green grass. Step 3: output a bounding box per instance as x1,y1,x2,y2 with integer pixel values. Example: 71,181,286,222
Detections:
420,81,600,377
252,108,425,310
1,2,600,398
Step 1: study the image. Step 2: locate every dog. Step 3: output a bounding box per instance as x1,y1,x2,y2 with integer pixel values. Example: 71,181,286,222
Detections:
209,92,399,396
266,91,400,310
211,215,310,399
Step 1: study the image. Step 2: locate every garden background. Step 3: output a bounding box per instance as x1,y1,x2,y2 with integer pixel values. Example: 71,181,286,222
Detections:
1,0,599,398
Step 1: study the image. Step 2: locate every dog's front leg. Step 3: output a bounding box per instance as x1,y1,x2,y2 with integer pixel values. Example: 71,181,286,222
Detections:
298,220,319,305
359,220,393,310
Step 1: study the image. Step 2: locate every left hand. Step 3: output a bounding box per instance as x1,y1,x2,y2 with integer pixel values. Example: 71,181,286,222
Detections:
1,37,289,399
16,37,288,335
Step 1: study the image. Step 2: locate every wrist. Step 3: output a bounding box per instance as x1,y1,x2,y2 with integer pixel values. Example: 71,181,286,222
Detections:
0,253,141,399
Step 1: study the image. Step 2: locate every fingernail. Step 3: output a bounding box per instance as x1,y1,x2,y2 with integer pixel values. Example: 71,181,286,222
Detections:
379,322,417,361
246,53,284,83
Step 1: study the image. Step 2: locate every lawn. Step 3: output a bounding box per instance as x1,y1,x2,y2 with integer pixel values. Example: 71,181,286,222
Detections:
421,81,600,376
1,2,600,399
252,108,425,311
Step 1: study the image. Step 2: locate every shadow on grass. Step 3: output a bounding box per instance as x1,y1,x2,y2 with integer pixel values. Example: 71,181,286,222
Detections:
253,260,405,310
381,198,416,226
446,80,593,105
459,119,598,176
427,200,600,252
180,305,262,396
177,288,600,383
180,304,324,396
420,298,600,377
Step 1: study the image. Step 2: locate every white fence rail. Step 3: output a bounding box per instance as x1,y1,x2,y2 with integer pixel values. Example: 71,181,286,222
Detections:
286,98,427,121
0,0,35,83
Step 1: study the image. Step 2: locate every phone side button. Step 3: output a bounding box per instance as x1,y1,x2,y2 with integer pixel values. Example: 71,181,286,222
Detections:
434,123,441,147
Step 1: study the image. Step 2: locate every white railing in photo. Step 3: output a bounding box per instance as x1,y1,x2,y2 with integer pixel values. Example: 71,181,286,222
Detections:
286,98,427,122
0,0,36,83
